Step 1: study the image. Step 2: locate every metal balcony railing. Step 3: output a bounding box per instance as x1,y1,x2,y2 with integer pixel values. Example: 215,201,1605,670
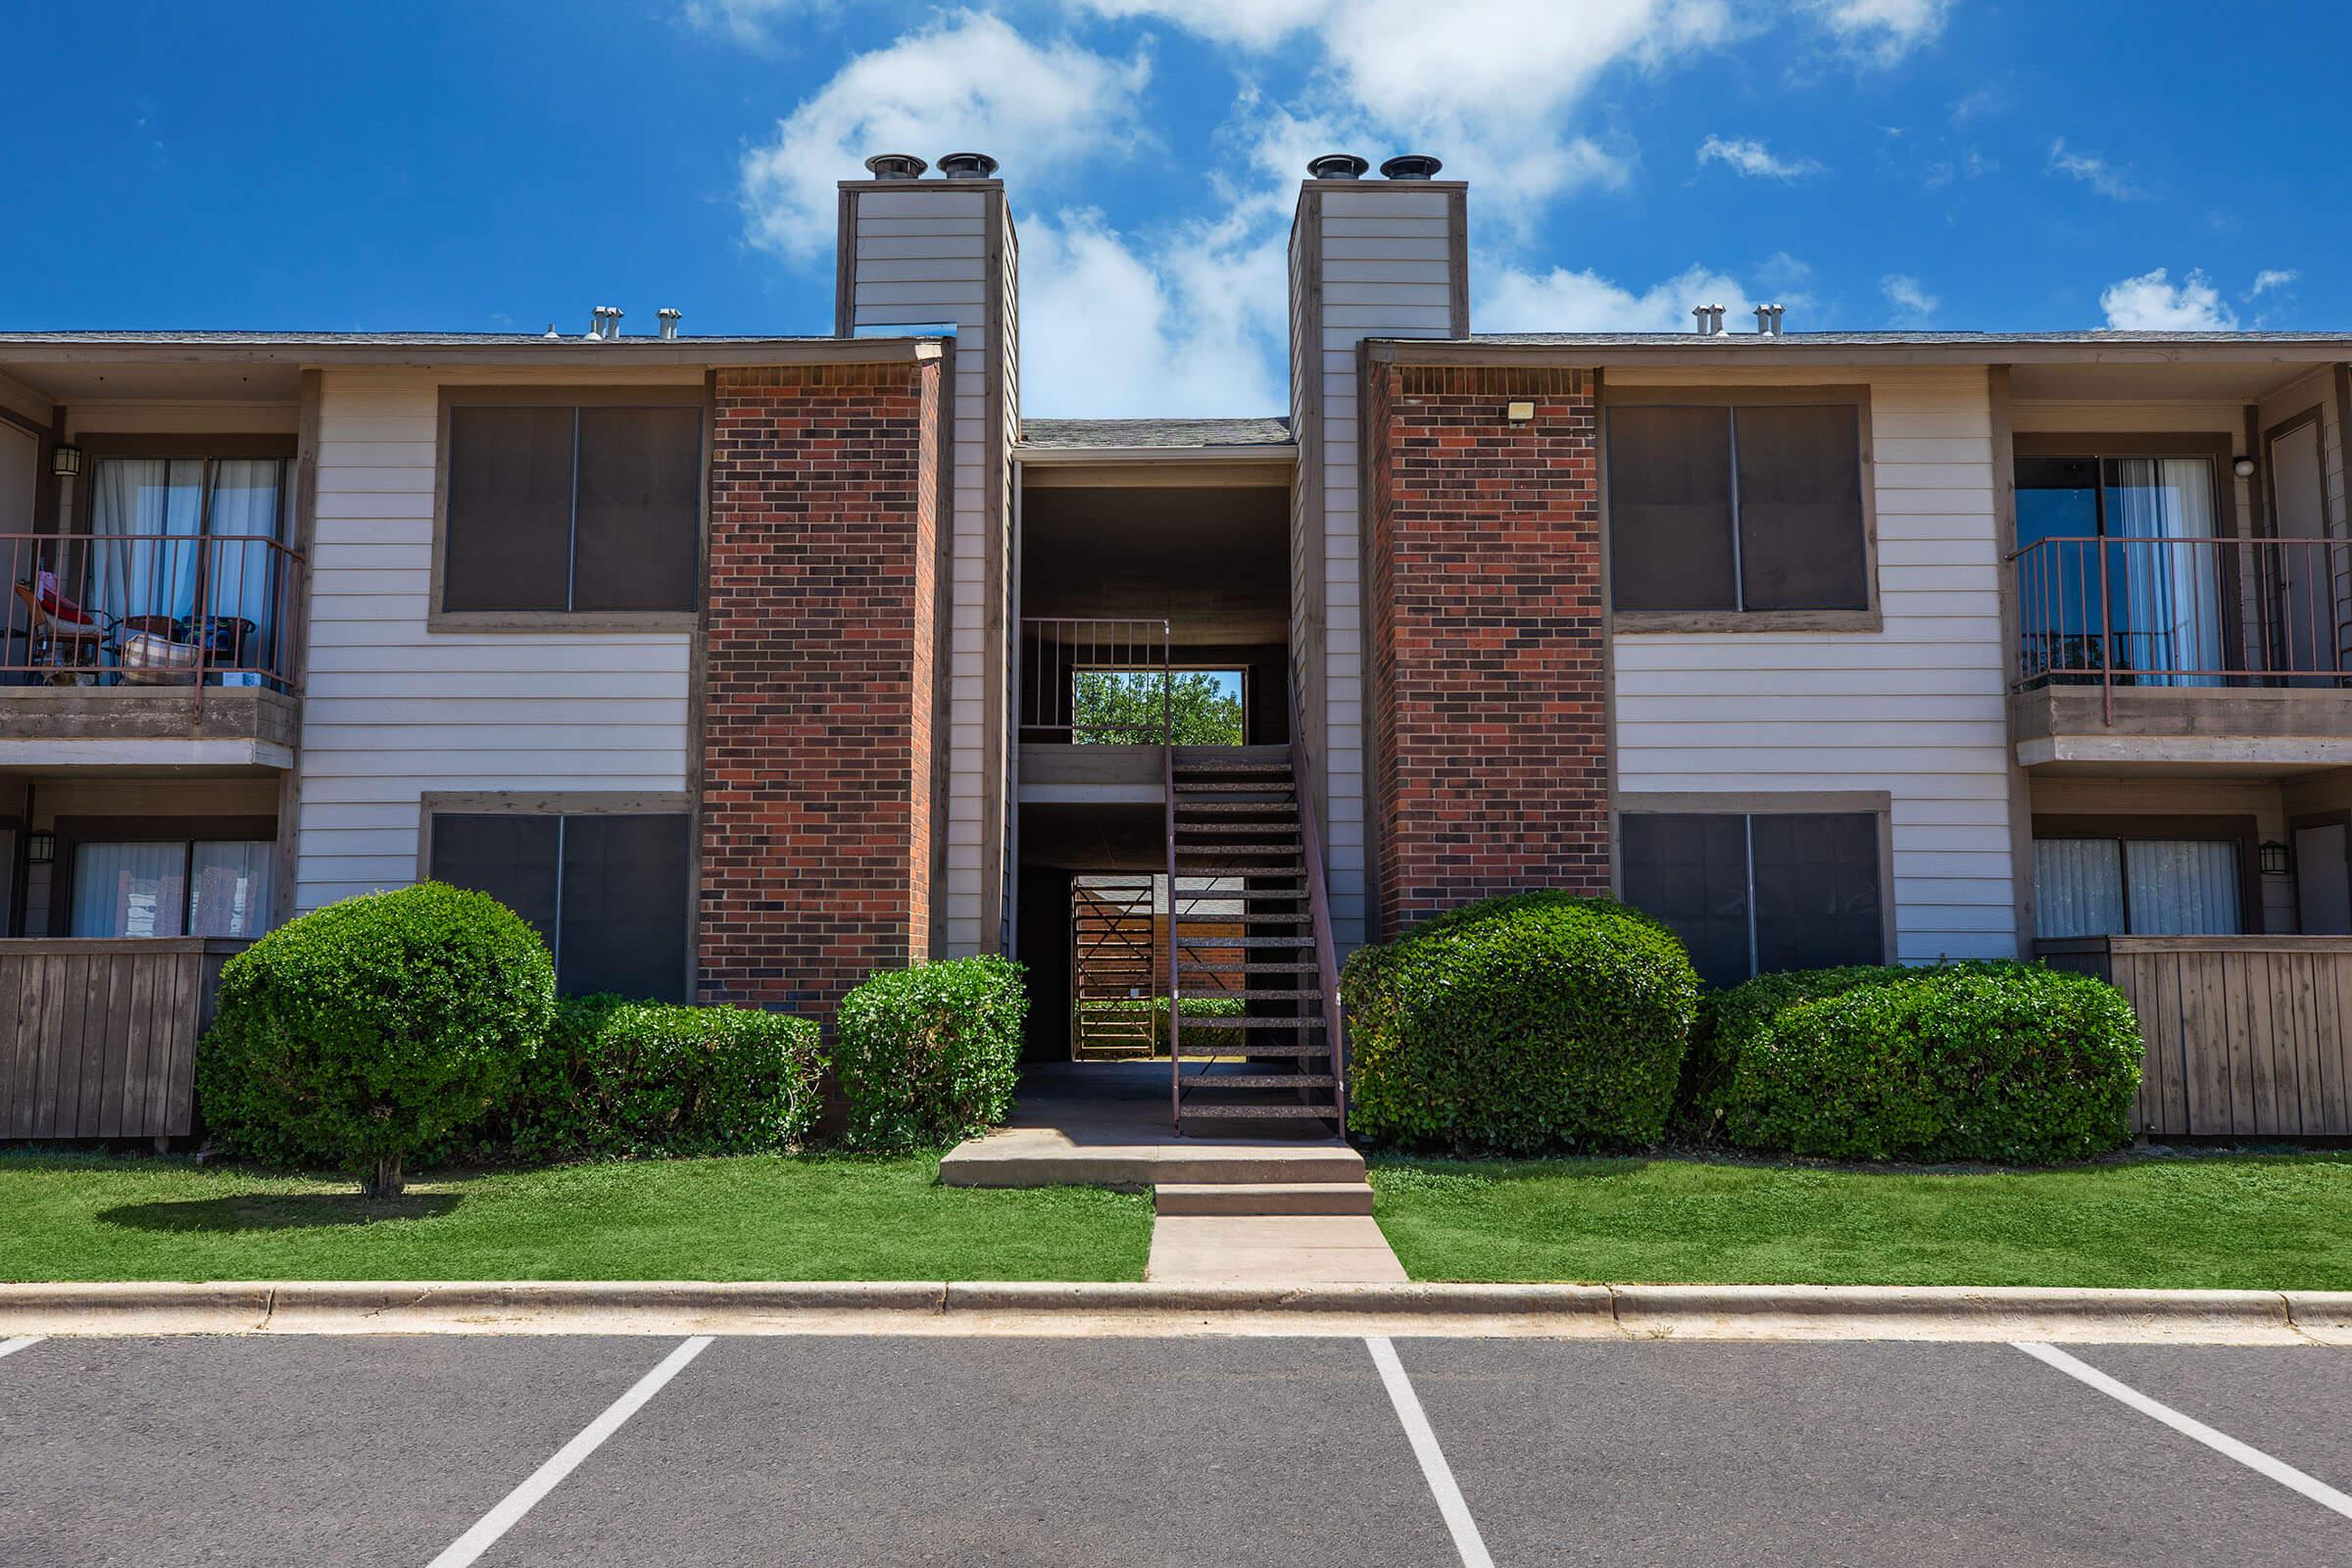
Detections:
3,532,303,695
1019,616,1172,744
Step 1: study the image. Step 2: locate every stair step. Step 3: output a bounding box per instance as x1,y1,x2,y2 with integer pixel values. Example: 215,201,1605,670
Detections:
1172,866,1302,878
1180,962,1315,977
1174,802,1298,814
1155,1182,1375,1216
1180,1014,1328,1031
1182,1073,1336,1090
1176,935,1313,948
1179,987,1320,1000
1174,782,1297,794
1176,843,1302,856
1174,761,1293,775
1179,1104,1340,1121
1178,1039,1326,1056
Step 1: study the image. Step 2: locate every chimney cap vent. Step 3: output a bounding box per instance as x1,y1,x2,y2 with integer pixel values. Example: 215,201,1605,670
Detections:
937,151,1000,180
1380,154,1444,180
1307,153,1370,180
863,153,927,180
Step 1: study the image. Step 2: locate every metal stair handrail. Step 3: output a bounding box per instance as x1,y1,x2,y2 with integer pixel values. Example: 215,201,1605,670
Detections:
1286,681,1348,1133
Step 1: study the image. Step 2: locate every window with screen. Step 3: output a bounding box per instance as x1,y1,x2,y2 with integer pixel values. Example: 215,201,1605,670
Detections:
1608,400,1869,615
427,808,692,999
1620,809,1884,985
441,401,701,616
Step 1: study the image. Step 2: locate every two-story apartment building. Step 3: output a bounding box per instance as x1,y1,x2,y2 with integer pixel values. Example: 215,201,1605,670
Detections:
4,151,2348,1142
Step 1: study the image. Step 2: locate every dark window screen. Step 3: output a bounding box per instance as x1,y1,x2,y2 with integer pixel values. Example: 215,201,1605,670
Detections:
442,407,573,612
573,407,701,612
559,813,691,1000
1608,406,1737,611
1620,812,1751,987
429,813,561,951
1735,405,1868,611
1750,811,1882,972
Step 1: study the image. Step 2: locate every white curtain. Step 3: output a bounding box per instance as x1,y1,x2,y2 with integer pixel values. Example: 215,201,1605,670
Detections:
2107,457,2222,687
2127,840,2242,935
2034,839,2127,939
189,841,273,937
202,462,282,674
70,842,187,938
90,459,203,632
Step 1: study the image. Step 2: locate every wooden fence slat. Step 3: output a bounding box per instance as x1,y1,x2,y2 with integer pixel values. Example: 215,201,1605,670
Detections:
2289,954,2324,1138
118,955,157,1139
7,956,42,1140
2122,953,2157,1135
2328,954,2352,1135
160,952,202,1138
2173,951,2210,1138
2255,954,2291,1135
2142,954,2179,1138
34,956,81,1139
89,954,127,1139
0,949,18,1135
2222,952,2255,1137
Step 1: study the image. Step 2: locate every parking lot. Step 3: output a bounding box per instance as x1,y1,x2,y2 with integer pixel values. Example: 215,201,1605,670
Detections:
3,1333,2347,1566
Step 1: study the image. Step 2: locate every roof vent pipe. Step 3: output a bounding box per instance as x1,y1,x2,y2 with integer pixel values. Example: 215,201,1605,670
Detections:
1380,154,1444,179
1753,303,1785,336
586,307,607,340
1691,304,1726,335
863,153,927,180
658,308,682,340
937,151,999,179
1307,153,1369,179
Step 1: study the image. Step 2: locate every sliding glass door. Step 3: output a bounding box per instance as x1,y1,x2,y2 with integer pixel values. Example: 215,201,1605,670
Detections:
2016,453,2225,686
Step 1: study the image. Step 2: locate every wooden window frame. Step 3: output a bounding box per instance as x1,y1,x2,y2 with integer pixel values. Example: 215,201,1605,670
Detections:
48,814,278,938
1615,790,1898,973
416,790,697,997
1603,385,1881,634
2031,811,2262,936
429,385,709,634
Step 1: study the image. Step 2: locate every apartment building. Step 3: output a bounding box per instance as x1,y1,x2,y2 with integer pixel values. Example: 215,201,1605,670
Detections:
4,152,2348,1140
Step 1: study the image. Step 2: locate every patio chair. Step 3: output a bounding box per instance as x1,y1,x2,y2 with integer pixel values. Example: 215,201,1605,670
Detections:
12,572,112,682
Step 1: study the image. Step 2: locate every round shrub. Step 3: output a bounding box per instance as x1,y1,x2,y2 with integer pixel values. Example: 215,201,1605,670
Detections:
1725,961,2141,1163
1343,892,1700,1155
197,882,556,1194
836,956,1029,1150
1677,965,1909,1140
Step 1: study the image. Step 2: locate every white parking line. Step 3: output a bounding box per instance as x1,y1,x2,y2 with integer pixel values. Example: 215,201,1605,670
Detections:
1367,1336,1496,1568
0,1336,40,1361
426,1335,713,1568
2015,1342,2352,1522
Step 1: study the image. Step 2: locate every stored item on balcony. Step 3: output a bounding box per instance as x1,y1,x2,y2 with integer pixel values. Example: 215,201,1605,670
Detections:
13,571,111,681
117,616,200,685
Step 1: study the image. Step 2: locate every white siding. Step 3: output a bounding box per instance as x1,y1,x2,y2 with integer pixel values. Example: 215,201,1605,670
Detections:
847,182,1009,956
1613,367,2021,963
1297,183,1462,950
291,368,693,911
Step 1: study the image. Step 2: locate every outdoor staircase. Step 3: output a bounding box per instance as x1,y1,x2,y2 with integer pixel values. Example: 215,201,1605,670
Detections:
1165,744,1346,1135
1070,878,1157,1060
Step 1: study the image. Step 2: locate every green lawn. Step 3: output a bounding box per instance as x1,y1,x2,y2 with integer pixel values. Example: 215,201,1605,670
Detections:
1370,1152,2352,1291
0,1152,1152,1283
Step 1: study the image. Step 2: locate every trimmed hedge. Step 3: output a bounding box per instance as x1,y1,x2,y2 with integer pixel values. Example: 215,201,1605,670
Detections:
197,883,555,1195
1081,995,1246,1051
481,996,824,1161
1724,961,2142,1162
1678,965,1910,1139
837,956,1029,1150
1343,892,1700,1155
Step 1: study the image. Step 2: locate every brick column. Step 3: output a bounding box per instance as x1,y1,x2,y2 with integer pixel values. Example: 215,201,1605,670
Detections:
1363,362,1610,937
700,359,942,1015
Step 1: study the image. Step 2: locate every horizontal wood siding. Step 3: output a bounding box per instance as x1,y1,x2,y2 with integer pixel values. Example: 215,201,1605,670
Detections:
2038,935,2352,1138
0,938,244,1138
1614,367,2017,962
293,369,693,910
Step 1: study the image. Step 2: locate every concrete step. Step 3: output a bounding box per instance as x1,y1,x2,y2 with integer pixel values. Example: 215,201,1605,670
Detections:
1154,1181,1376,1216
941,1138,1364,1189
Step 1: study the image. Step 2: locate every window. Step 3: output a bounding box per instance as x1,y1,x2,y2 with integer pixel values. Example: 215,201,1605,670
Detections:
81,449,291,683
2034,832,2245,939
1620,809,1885,986
427,807,692,999
2014,452,2224,686
69,840,274,938
1608,398,1870,618
439,399,702,619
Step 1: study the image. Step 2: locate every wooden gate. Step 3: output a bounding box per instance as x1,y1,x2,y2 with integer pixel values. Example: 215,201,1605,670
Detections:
0,938,247,1141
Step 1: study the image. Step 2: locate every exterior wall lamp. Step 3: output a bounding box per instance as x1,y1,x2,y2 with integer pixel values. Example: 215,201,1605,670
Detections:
1504,401,1535,425
2233,456,2258,479
2259,840,2291,876
50,443,82,479
24,829,55,864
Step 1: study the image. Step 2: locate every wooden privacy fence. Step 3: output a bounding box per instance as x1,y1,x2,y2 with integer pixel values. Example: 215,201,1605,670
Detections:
2036,936,2352,1139
0,939,247,1143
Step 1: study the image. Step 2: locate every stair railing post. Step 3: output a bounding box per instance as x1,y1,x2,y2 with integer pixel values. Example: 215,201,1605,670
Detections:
1164,737,1181,1131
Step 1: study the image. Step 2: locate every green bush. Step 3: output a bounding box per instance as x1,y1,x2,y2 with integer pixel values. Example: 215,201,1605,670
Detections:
197,882,556,1195
1081,994,1246,1051
480,996,825,1160
1678,965,1910,1139
1343,892,1700,1155
1724,961,2141,1162
837,956,1029,1150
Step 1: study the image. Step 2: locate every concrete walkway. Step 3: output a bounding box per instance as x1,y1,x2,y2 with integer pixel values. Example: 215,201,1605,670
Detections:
942,1063,1407,1284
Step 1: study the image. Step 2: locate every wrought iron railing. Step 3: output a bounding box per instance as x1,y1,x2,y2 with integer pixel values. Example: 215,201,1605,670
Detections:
2,532,304,696
1019,616,1171,744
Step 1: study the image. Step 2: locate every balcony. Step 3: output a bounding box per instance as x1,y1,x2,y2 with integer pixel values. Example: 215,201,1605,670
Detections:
1,532,303,769
2008,535,2352,772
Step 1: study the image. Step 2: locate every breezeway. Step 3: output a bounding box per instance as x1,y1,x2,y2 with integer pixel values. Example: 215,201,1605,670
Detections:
4,1334,2348,1566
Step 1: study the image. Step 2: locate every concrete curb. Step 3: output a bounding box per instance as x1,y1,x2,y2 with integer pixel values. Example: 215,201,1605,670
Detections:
3,1281,2347,1342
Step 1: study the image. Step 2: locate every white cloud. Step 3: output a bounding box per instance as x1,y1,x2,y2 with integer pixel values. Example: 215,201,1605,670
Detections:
1080,0,1330,48
1695,134,1822,179
2099,269,2237,331
1880,272,1937,325
740,11,1152,260
681,0,827,47
2247,269,2298,299
1476,260,1771,333
2047,137,2138,201
1809,0,1952,64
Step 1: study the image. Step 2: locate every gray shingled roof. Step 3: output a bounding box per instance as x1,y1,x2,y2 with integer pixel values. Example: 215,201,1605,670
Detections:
1020,416,1293,450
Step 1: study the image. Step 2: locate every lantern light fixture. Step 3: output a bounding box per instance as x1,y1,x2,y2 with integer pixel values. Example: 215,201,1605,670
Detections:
50,443,82,479
2259,840,2291,876
24,829,55,864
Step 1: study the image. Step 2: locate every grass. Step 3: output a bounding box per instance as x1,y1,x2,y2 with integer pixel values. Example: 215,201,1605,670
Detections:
1369,1151,2352,1291
0,1152,1152,1283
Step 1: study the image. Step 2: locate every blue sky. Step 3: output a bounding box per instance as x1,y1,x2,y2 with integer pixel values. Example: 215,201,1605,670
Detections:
4,1,2345,416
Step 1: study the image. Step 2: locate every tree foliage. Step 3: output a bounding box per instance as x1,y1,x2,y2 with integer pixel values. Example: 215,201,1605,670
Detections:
1070,668,1244,744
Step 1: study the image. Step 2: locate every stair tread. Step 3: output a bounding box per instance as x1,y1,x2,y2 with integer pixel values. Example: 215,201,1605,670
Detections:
1177,935,1313,948
1178,1104,1340,1120
1180,1073,1336,1089
1178,1040,1326,1055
